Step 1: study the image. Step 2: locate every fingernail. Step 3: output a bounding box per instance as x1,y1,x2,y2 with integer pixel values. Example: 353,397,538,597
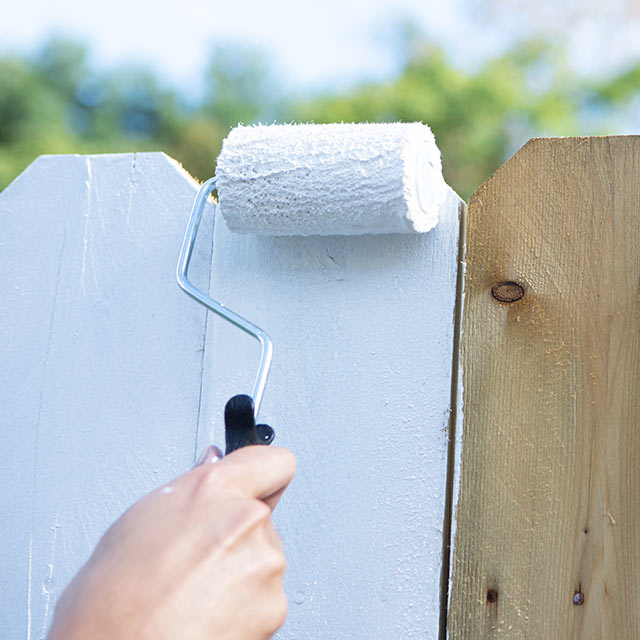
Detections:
194,445,223,467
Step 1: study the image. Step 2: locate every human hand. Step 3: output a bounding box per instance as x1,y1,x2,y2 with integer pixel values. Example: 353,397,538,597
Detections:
48,445,296,640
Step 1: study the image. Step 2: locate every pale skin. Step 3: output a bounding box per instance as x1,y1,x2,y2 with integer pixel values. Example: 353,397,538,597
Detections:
47,445,297,640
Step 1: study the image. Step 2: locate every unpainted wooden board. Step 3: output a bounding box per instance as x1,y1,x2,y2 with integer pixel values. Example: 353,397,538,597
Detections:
449,137,640,639
201,188,464,639
0,153,214,638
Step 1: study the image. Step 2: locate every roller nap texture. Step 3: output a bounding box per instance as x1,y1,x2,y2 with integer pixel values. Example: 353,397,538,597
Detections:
215,122,449,236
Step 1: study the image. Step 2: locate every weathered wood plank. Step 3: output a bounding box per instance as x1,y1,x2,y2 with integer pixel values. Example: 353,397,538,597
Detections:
0,153,214,638
449,137,640,639
202,188,464,639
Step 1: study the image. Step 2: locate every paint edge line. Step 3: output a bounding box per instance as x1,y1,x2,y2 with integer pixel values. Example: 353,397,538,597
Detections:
438,198,466,640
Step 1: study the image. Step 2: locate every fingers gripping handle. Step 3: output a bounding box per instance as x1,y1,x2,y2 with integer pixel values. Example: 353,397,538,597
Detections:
224,394,275,455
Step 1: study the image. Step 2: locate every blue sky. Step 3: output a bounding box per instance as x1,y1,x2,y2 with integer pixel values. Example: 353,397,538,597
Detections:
0,0,481,93
2,0,640,95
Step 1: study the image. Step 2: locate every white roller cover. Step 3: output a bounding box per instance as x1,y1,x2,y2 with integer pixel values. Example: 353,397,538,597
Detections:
215,122,449,236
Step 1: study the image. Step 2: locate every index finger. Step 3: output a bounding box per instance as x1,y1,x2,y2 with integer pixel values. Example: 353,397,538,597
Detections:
214,446,296,507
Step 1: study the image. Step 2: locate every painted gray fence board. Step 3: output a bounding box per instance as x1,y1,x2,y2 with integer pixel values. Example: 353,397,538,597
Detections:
202,189,463,639
2,151,462,639
0,153,214,638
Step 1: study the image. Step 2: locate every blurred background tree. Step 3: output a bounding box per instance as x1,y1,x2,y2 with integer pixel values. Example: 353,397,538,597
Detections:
1,28,639,199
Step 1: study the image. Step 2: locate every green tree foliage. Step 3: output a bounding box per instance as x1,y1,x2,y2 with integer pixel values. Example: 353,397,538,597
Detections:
0,34,638,198
0,37,188,188
291,39,595,197
202,45,278,129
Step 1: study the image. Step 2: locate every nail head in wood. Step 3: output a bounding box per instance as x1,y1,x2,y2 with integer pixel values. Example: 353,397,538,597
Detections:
491,281,525,303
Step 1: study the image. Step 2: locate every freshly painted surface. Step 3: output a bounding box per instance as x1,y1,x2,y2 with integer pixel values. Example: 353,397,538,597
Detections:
0,153,214,638
1,150,463,638
202,188,463,638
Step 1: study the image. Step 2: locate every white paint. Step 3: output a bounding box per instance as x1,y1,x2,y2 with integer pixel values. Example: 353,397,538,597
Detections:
447,215,466,623
203,187,463,637
1,151,463,637
217,123,447,236
0,153,214,637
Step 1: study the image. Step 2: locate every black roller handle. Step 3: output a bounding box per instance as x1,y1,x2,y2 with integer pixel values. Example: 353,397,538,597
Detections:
224,394,275,456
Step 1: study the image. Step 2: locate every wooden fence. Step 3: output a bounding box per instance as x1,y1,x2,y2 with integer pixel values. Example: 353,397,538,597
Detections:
1,137,638,639
449,136,640,638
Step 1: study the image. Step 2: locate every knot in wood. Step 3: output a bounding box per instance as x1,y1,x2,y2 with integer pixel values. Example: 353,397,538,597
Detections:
491,281,525,303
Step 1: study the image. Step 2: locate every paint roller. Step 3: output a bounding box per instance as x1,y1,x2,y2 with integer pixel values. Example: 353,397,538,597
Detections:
176,122,449,454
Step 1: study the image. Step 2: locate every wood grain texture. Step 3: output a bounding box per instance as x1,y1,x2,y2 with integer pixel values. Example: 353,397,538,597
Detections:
449,137,640,639
0,153,214,637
